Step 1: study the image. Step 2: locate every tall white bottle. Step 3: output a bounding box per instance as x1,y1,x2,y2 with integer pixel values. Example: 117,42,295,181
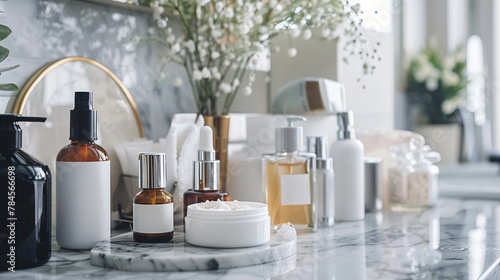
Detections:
331,111,365,221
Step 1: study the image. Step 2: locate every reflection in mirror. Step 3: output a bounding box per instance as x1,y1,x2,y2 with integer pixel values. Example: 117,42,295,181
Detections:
13,57,144,212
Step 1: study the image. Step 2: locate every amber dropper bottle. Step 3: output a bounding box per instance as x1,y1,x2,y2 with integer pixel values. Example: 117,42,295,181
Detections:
133,153,174,243
183,126,230,217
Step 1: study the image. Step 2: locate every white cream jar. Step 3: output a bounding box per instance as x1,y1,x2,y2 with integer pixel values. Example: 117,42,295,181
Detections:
185,201,270,248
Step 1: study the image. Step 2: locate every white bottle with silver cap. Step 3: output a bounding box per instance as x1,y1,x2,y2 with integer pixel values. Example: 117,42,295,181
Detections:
331,111,365,221
307,136,334,227
263,116,316,232
133,152,174,243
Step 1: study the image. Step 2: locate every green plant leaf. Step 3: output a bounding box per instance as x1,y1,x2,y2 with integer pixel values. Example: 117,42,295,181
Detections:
0,83,18,91
0,64,19,73
0,25,12,41
0,46,9,63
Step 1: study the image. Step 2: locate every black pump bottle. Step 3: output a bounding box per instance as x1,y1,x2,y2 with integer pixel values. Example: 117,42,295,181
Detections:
0,114,51,271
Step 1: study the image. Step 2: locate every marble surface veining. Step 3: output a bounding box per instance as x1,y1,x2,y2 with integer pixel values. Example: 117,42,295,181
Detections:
89,231,296,272
4,198,500,279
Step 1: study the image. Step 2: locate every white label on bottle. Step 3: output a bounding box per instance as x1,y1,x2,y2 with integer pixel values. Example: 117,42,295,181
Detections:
133,203,173,234
280,174,311,206
56,161,110,249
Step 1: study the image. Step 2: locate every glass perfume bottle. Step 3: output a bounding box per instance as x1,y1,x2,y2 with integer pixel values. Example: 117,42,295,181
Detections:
56,92,110,250
184,126,229,217
133,153,174,243
263,116,316,232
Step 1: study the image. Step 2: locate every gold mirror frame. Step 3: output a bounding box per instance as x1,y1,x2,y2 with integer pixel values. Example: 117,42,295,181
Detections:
12,56,144,137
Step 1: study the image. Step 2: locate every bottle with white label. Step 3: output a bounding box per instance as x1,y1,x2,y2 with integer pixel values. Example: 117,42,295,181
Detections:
331,111,365,221
133,153,173,243
56,92,110,250
263,116,316,232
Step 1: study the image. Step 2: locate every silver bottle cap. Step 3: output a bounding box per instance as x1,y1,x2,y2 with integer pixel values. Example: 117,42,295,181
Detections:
275,116,306,152
365,157,383,212
138,152,167,189
194,126,220,191
307,136,333,170
337,111,356,140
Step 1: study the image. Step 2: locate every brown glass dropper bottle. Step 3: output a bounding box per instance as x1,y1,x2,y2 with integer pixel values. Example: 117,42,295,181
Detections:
183,126,230,217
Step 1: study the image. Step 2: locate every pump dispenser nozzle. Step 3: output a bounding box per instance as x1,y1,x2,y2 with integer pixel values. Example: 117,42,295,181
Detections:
275,115,307,152
194,126,219,190
0,114,46,149
70,91,97,141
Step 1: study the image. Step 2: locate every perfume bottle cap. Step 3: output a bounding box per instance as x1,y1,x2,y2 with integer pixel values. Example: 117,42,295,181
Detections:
365,157,383,212
0,114,46,149
70,91,98,141
275,116,306,152
194,126,219,191
337,111,356,140
138,152,167,189
307,136,328,159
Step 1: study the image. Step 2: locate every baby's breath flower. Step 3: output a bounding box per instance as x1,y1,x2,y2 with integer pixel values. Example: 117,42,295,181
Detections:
157,19,167,29
287,48,297,57
173,77,183,87
303,29,312,40
219,83,232,94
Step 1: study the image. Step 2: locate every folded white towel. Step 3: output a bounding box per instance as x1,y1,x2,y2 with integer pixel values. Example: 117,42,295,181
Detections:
161,114,204,214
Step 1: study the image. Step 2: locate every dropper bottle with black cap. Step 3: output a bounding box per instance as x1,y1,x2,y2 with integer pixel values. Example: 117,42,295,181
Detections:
0,114,51,270
56,92,110,250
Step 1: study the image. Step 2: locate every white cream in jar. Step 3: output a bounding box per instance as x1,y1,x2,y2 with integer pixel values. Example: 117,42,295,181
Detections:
185,200,270,248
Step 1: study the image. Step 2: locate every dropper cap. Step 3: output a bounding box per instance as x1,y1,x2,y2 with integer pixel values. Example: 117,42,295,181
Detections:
0,114,46,149
70,91,98,141
275,116,306,152
193,126,220,191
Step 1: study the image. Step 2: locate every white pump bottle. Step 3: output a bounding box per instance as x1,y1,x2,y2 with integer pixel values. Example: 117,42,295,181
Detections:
331,111,365,221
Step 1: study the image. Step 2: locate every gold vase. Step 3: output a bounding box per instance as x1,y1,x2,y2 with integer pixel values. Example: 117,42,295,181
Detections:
203,115,230,191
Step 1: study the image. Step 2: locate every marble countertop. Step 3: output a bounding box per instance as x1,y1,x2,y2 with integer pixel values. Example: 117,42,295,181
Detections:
5,198,500,279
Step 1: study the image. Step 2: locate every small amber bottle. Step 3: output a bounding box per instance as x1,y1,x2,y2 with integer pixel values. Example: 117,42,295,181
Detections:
183,126,229,217
133,153,174,243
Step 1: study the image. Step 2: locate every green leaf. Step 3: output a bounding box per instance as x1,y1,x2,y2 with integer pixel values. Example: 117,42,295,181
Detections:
0,83,18,91
0,46,9,63
0,25,12,41
0,64,19,73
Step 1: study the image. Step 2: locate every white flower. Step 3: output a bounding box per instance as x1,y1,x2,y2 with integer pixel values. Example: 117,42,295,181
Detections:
441,99,456,115
193,70,203,81
255,2,264,10
197,0,210,6
211,67,221,80
223,60,230,67
443,56,455,70
225,8,234,18
425,77,439,91
239,23,250,35
173,77,183,87
219,83,232,94
442,70,460,86
211,29,223,39
215,2,224,12
157,19,167,29
155,6,164,14
184,40,196,53
201,67,211,79
244,86,252,96
171,43,181,53
291,28,301,38
132,36,140,44
147,27,155,35
288,48,297,57
244,3,255,15
321,28,331,38
199,48,207,58
269,0,278,8
253,14,263,24
211,51,220,60
303,29,312,40
232,78,240,90
258,26,268,34
167,34,176,43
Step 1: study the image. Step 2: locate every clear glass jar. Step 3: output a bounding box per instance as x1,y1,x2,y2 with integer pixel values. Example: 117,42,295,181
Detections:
388,137,441,210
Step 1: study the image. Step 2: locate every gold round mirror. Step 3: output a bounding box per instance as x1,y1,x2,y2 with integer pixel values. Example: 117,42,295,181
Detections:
12,56,144,194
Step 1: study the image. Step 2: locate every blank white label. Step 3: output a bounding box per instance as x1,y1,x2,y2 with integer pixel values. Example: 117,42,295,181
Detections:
280,174,311,206
133,203,173,234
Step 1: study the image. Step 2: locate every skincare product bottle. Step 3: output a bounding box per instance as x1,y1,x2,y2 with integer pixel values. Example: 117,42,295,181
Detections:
331,111,365,221
307,136,334,227
263,116,316,231
56,92,110,250
133,153,173,243
183,126,230,217
0,114,51,270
